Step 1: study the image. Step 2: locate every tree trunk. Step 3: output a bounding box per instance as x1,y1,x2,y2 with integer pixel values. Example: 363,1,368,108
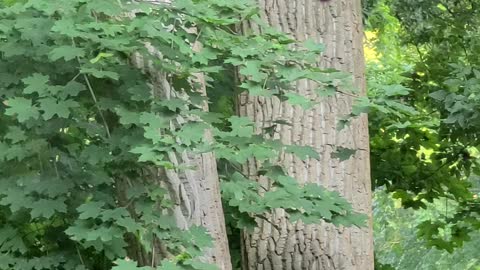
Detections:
129,36,232,269
238,1,374,269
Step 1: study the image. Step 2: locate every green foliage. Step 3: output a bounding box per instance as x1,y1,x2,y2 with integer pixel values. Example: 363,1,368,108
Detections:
0,0,365,269
366,0,480,252
374,190,480,270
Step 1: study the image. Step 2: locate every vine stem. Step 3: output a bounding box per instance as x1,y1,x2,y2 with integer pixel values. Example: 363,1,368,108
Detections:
83,73,112,138
75,243,86,267
71,38,111,138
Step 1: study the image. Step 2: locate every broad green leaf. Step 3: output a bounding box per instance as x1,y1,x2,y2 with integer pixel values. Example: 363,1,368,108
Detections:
49,46,85,61
4,97,39,122
303,39,325,52
61,81,86,98
331,147,357,161
112,259,153,270
80,67,119,80
115,107,140,126
284,92,314,109
77,201,105,219
228,116,254,137
239,61,267,82
158,261,183,270
39,97,78,119
4,126,27,143
30,198,67,218
22,73,49,94
285,145,320,160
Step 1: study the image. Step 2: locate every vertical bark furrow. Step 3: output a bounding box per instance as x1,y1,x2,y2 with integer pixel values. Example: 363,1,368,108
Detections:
241,0,373,269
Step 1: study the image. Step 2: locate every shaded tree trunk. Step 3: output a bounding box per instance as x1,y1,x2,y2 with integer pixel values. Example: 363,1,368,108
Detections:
127,29,232,269
238,0,373,269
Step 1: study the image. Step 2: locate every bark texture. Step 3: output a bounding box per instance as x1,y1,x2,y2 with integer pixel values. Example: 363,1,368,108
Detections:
239,0,374,269
128,37,232,269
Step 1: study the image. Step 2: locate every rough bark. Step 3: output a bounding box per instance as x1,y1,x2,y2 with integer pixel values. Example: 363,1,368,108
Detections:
126,14,232,268
238,0,374,269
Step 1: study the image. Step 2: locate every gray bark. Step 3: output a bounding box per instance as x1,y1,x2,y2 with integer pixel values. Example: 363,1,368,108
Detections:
128,35,232,270
238,0,374,269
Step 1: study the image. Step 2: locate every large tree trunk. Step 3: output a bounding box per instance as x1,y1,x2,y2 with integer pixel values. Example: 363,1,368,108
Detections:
238,1,374,269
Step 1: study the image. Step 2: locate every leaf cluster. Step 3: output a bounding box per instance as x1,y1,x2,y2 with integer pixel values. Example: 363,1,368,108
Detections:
0,0,365,269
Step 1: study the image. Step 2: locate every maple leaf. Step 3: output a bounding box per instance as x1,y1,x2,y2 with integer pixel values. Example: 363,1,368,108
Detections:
77,201,105,219
30,198,67,219
4,97,40,122
39,97,79,119
49,46,85,61
22,73,50,95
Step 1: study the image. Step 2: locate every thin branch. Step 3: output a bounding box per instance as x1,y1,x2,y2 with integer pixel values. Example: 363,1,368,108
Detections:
75,243,86,267
82,74,112,138
71,38,111,138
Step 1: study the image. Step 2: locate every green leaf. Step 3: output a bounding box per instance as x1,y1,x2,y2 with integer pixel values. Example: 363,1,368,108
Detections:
0,188,35,212
240,81,273,97
80,68,119,80
239,61,267,82
277,66,310,82
39,97,78,119
112,259,153,270
86,0,123,16
185,260,219,270
303,39,325,52
284,92,314,109
331,147,357,161
175,122,209,146
4,126,27,143
49,46,85,61
61,81,86,98
22,73,49,95
158,261,183,270
0,226,28,254
30,198,67,219
189,226,213,248
228,116,254,137
77,201,105,219
130,146,172,167
51,18,80,37
116,216,142,233
4,97,40,122
285,145,320,160
115,107,140,126
429,90,448,101
65,220,91,241
101,208,129,221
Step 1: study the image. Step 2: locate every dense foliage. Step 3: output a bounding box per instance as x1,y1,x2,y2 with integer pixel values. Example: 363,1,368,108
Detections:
364,0,480,261
0,0,367,269
374,189,480,270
